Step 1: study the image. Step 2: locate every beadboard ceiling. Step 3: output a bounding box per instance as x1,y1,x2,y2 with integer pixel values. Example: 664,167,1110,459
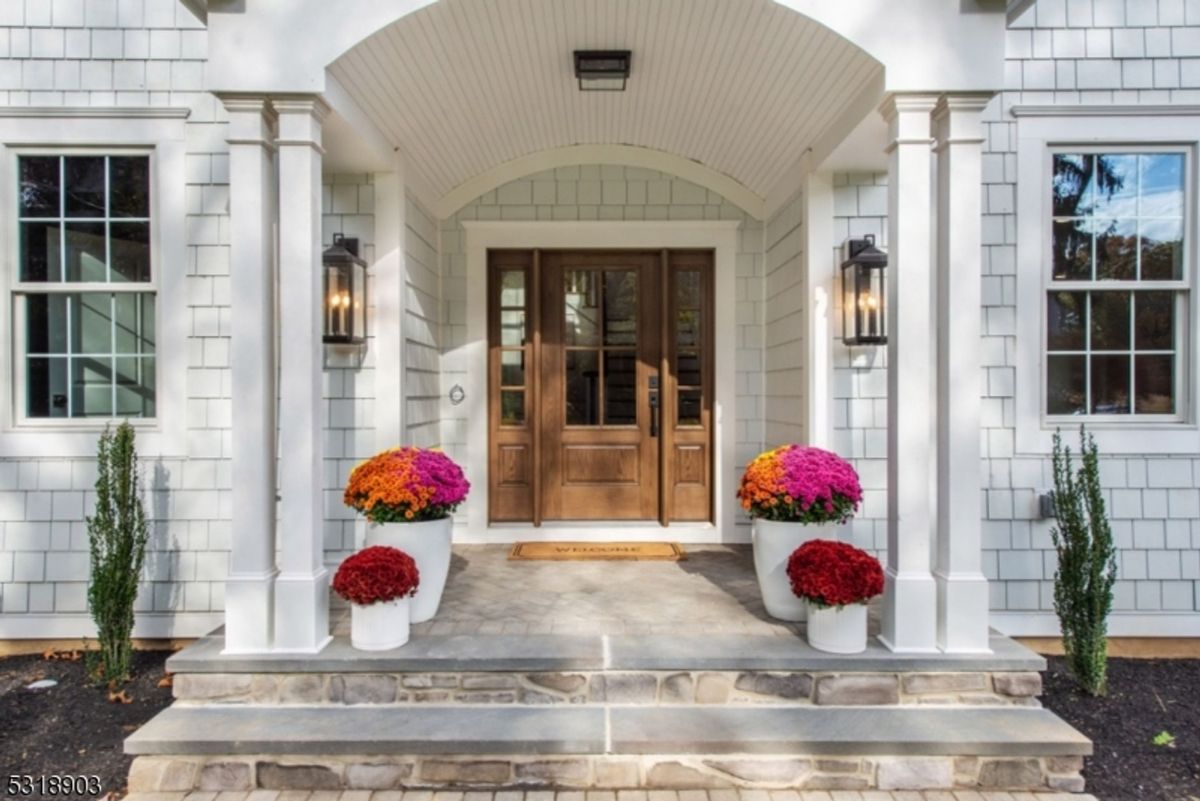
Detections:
328,0,883,212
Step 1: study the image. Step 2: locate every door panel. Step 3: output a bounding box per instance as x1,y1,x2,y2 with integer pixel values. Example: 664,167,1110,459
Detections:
540,251,660,520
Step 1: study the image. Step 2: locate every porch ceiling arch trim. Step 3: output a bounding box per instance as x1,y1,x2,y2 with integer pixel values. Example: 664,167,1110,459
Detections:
435,144,765,220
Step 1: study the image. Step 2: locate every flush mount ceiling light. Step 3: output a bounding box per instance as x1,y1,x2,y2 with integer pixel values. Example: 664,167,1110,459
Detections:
574,50,631,91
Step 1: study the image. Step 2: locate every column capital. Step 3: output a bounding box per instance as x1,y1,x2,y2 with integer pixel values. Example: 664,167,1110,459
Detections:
272,95,330,153
879,93,938,153
933,93,994,149
221,94,277,148
877,92,940,122
271,94,332,123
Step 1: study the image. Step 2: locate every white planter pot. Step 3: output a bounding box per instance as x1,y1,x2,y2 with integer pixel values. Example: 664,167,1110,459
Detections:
806,601,868,654
751,519,838,621
367,517,453,623
350,597,411,651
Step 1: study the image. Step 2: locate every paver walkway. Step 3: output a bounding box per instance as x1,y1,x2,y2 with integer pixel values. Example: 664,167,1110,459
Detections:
124,790,1099,801
332,544,883,638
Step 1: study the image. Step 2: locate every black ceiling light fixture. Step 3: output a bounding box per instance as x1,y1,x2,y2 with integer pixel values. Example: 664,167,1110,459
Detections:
574,50,631,91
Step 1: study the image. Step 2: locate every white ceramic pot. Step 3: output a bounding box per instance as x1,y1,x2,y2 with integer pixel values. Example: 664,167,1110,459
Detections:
806,601,868,654
367,517,452,623
350,597,411,651
752,519,837,621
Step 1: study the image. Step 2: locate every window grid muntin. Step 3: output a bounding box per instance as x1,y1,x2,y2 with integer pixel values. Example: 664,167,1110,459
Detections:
1044,145,1190,422
14,152,156,422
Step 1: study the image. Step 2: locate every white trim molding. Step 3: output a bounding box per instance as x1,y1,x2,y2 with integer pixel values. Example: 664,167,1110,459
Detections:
0,107,192,120
0,612,223,640
460,220,742,544
438,145,766,220
1011,104,1200,118
991,612,1200,638
1014,111,1200,455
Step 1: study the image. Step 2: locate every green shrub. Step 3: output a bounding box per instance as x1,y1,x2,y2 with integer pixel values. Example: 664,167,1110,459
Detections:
86,421,149,684
1050,426,1117,696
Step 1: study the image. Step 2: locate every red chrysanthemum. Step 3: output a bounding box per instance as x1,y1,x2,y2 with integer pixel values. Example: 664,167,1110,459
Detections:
786,539,884,607
332,545,420,606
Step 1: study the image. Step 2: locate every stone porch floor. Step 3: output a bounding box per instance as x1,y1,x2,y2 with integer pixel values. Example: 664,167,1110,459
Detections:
124,790,1098,800
333,545,855,638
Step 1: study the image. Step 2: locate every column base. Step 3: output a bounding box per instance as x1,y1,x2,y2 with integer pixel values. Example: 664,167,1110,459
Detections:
878,567,939,653
935,570,992,653
222,570,276,654
273,569,332,653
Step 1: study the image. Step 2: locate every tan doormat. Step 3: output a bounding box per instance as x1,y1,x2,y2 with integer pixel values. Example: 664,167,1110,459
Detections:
508,541,687,561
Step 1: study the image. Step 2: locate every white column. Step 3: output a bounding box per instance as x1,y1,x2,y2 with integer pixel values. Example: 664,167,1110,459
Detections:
879,94,939,653
273,96,332,653
221,97,278,654
934,94,993,653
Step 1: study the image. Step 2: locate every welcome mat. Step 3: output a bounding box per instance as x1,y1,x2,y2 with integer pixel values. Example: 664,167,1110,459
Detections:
508,541,687,561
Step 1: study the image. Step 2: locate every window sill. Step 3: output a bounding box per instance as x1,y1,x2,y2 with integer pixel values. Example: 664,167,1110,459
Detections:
0,422,185,459
1016,418,1200,456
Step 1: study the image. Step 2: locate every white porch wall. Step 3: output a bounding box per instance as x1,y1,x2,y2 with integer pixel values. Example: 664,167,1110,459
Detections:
438,164,765,533
764,188,807,447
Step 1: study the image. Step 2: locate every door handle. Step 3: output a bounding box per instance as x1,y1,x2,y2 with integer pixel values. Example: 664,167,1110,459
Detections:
649,375,660,438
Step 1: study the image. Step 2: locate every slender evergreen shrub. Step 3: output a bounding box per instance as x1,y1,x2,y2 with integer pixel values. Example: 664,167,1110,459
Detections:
1050,426,1117,696
86,421,149,684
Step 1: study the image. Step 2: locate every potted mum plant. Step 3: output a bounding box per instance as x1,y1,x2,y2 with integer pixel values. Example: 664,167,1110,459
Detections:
333,545,420,651
787,539,884,653
344,447,470,622
737,445,862,620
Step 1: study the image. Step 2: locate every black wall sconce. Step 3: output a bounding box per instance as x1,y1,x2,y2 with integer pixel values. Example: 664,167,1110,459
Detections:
840,235,887,346
323,234,367,345
574,50,631,91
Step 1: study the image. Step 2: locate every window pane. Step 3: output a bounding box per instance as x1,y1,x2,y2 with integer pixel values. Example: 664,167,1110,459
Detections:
1139,218,1183,280
603,270,637,346
1095,220,1137,280
1091,354,1130,414
1047,291,1086,350
678,350,701,387
1135,291,1174,351
20,221,60,282
1047,355,1085,415
500,310,525,346
1090,292,1130,350
678,308,701,347
64,222,107,282
1052,154,1093,216
500,350,524,387
1140,153,1184,217
26,357,68,417
71,356,113,417
1135,354,1174,414
1090,154,1139,217
110,222,150,282
564,270,600,346
1052,219,1092,280
63,156,106,218
499,269,525,307
500,389,524,425
109,156,150,218
604,350,637,425
75,294,113,354
677,269,701,308
25,294,69,354
678,388,702,425
115,293,155,354
565,349,599,425
115,357,155,417
19,156,60,217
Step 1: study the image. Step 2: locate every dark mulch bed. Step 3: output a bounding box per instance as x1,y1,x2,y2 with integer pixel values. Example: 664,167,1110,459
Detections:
0,649,173,800
1042,655,1200,801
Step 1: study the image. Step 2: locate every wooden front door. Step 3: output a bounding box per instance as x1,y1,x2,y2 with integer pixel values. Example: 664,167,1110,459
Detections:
487,249,713,524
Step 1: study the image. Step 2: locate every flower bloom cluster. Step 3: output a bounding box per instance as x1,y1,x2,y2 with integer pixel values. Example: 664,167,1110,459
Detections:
332,546,420,606
786,539,884,608
737,445,862,524
344,447,470,523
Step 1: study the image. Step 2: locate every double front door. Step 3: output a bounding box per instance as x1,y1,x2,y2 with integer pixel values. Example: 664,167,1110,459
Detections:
488,249,713,524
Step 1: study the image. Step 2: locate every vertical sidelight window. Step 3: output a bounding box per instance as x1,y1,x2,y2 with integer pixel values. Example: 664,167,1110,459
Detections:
675,269,704,425
1046,151,1188,418
497,269,528,425
16,154,156,419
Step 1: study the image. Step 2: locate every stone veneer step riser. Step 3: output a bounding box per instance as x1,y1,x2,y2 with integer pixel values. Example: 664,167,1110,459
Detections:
127,754,1086,794
171,670,1043,707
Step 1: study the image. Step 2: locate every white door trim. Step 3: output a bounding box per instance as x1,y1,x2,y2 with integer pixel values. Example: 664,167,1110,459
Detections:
461,221,741,543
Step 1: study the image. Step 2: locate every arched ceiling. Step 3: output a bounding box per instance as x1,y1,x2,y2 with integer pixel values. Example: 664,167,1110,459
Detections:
327,0,883,213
